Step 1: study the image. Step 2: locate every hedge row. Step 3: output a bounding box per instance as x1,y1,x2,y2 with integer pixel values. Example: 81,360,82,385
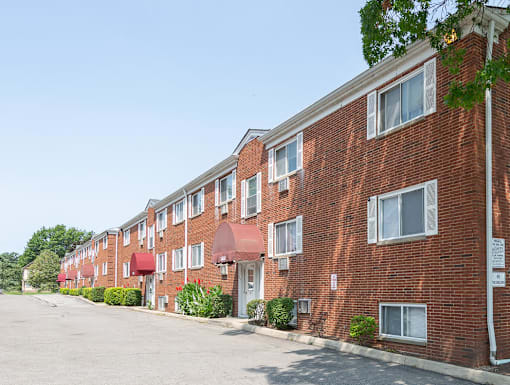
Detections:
60,286,105,303
247,297,295,330
104,288,142,306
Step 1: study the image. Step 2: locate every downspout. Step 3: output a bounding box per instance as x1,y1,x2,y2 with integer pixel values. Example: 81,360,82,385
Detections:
114,232,119,287
183,189,188,284
485,19,510,366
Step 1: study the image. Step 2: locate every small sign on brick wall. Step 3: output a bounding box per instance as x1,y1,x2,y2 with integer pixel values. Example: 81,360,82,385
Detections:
331,274,337,291
492,271,506,288
492,238,505,268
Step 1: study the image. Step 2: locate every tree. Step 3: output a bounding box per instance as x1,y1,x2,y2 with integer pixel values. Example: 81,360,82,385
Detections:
19,225,93,267
0,252,21,291
359,0,510,109
27,250,60,291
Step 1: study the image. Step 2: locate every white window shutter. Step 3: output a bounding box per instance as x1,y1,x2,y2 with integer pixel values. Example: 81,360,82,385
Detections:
188,195,192,218
201,187,205,213
425,179,438,236
232,169,236,199
172,204,176,225
256,172,262,213
296,215,303,254
215,179,219,206
367,91,377,139
297,132,303,170
137,223,141,240
172,250,175,271
188,245,192,268
268,149,274,183
164,251,167,271
240,179,246,218
163,209,167,230
424,58,436,116
267,223,274,258
367,196,378,244
200,241,204,267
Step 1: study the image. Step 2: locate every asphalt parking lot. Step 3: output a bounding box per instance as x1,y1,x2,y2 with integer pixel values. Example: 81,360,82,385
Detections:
0,294,478,385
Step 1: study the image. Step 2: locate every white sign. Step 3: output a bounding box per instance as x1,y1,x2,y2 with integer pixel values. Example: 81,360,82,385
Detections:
492,238,505,268
331,274,337,291
492,271,506,288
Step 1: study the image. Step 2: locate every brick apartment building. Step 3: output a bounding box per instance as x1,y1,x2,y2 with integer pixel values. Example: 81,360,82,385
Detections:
59,7,510,368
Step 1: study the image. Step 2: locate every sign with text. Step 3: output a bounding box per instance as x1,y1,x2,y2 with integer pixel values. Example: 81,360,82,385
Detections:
331,274,337,291
492,238,505,268
492,271,506,288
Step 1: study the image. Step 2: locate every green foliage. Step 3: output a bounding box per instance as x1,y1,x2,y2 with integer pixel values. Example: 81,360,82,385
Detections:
266,297,295,330
60,288,69,295
82,287,92,299
104,287,124,305
122,288,142,306
90,287,105,302
247,299,267,325
176,281,229,318
0,252,21,291
19,225,93,267
350,315,377,345
27,250,60,291
69,288,80,296
359,0,510,110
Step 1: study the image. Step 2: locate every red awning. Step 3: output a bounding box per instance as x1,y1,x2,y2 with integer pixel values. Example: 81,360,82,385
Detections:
81,263,94,278
57,273,67,282
130,253,155,276
212,222,264,264
66,270,77,280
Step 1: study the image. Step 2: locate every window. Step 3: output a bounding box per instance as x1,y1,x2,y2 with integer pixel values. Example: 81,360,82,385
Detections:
94,241,99,255
158,296,167,311
157,253,167,273
102,262,107,276
275,139,298,179
191,243,203,268
220,174,233,204
380,304,427,342
138,221,146,240
246,175,257,216
94,265,99,277
156,210,167,232
275,219,297,256
173,248,184,271
103,236,107,250
379,71,424,133
192,190,203,216
123,262,130,278
174,199,185,224
148,225,154,249
123,229,130,246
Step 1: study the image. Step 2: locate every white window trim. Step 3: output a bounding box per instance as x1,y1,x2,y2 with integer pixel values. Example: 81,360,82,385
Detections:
274,218,297,257
173,199,185,225
219,174,234,205
173,248,185,271
123,262,130,278
190,243,204,269
103,236,108,250
156,209,167,232
138,221,147,240
273,136,298,182
123,229,130,246
102,262,107,276
379,303,427,343
377,67,424,136
245,174,258,218
148,225,155,250
157,252,167,273
377,182,426,242
191,190,202,217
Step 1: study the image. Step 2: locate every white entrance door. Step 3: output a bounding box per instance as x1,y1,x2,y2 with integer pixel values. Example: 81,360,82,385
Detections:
145,275,155,307
238,262,262,317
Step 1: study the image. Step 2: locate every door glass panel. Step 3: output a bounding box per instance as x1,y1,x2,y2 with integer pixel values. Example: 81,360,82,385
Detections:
247,267,254,291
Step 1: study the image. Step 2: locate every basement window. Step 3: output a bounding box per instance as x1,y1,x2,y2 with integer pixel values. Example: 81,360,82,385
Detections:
380,303,427,342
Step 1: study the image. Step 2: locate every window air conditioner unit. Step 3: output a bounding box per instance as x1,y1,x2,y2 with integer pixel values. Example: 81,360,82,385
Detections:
164,295,169,304
298,299,311,314
220,264,228,276
278,177,289,192
159,230,164,239
158,272,164,281
139,238,143,246
278,257,289,271
220,203,228,215
138,276,143,283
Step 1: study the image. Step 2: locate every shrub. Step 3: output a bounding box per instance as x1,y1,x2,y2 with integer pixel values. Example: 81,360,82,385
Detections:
247,299,267,325
82,287,92,299
60,288,69,295
210,294,233,318
78,287,83,296
176,281,230,318
266,297,294,330
349,315,377,345
122,288,142,306
104,287,124,305
69,288,80,296
90,287,105,303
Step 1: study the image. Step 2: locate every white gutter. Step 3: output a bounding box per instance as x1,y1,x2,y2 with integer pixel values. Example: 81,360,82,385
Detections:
183,189,188,284
485,18,510,366
114,232,119,287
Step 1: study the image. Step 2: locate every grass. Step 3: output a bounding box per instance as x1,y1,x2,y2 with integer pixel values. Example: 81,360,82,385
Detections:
2,291,55,295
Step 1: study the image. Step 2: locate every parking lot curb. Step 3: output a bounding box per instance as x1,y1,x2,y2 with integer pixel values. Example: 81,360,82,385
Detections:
66,295,508,385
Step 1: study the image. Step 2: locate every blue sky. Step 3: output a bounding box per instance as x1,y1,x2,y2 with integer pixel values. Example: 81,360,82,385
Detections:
0,1,367,254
